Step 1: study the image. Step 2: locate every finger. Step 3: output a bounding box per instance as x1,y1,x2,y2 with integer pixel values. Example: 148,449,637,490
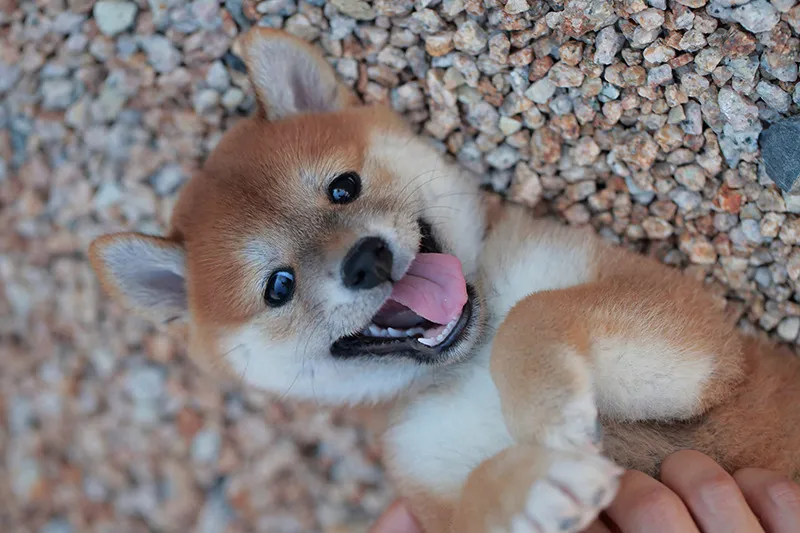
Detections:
605,470,701,533
368,500,423,533
734,468,800,533
660,450,763,533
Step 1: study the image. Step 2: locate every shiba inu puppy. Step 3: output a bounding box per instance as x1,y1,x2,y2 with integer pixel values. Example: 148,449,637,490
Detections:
89,28,800,533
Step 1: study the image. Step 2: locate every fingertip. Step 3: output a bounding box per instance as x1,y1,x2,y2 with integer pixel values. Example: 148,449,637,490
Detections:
369,500,423,533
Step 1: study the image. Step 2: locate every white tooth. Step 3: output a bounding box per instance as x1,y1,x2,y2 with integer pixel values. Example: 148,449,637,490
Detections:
388,328,405,337
436,333,444,341
418,337,438,347
407,327,425,336
368,325,383,337
448,317,458,326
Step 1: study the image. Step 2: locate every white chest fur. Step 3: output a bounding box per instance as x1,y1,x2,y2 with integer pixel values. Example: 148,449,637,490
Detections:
384,352,515,496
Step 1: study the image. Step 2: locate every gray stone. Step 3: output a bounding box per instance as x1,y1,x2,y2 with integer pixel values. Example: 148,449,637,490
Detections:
486,145,520,170
731,0,780,33
718,87,759,131
0,61,21,94
777,317,800,341
648,64,673,86
93,182,124,209
93,1,138,36
125,364,165,403
760,117,800,193
221,88,245,110
53,12,86,34
594,26,624,65
41,79,76,110
453,20,488,55
193,89,219,114
329,15,357,39
720,123,761,167
40,519,73,533
330,0,376,19
761,53,799,83
141,35,181,73
205,61,230,92
756,81,791,113
770,0,796,11
150,164,187,196
524,78,557,104
192,429,222,463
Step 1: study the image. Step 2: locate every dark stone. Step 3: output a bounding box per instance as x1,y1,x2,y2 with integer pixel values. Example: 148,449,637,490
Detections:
222,51,247,74
760,117,800,193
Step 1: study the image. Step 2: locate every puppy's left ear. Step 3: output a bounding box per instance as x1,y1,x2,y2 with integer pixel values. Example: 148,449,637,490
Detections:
239,28,358,121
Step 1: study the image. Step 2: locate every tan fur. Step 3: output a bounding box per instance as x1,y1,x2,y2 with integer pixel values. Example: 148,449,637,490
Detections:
88,29,800,533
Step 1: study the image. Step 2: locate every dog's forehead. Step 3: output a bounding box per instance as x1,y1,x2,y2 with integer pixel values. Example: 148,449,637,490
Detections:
170,113,367,237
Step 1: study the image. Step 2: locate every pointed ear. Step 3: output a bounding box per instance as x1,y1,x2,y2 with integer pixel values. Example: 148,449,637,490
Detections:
238,28,358,121
89,233,187,323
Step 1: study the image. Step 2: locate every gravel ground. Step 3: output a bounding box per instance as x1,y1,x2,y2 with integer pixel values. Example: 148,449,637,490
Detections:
2,0,800,531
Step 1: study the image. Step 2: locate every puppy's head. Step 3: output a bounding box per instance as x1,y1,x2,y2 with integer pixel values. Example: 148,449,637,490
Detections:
89,29,487,404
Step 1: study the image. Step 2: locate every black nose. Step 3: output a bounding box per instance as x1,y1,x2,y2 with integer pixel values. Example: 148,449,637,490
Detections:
342,237,393,290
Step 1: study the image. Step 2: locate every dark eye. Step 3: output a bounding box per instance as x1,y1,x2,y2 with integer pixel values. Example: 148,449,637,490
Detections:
265,269,295,307
328,172,361,204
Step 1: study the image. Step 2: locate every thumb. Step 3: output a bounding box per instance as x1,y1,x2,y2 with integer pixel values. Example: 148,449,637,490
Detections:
369,500,423,533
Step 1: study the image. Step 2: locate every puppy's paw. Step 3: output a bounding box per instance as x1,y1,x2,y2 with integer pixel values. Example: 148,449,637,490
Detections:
509,451,622,533
542,393,602,453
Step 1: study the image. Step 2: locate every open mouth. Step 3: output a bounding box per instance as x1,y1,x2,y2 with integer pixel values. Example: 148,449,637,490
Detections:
330,219,475,362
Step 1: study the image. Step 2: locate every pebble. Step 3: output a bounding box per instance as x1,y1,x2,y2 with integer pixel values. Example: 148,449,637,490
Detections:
524,78,557,104
192,429,222,463
453,20,488,55
595,27,625,65
150,164,188,196
486,145,520,170
648,65,673,86
193,89,220,113
731,0,780,33
548,62,585,87
93,1,138,37
205,61,230,92
694,47,723,75
756,81,791,113
141,35,182,73
330,0,376,20
777,317,800,341
675,164,707,191
633,8,665,30
718,87,759,131
41,79,76,110
760,117,800,193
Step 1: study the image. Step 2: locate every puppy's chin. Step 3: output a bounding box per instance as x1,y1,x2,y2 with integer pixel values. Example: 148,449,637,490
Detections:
213,303,486,405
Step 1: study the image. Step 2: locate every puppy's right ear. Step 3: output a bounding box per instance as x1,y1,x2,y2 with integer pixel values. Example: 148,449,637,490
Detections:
89,233,188,324
239,28,358,121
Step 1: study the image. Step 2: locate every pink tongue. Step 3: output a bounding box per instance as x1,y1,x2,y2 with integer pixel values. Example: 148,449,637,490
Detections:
388,253,468,325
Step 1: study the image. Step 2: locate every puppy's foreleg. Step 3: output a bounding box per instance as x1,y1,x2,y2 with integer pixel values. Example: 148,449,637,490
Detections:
451,444,622,533
491,281,745,449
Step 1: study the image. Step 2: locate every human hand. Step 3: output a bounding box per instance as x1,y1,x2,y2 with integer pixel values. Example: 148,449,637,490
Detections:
585,449,800,533
369,450,800,533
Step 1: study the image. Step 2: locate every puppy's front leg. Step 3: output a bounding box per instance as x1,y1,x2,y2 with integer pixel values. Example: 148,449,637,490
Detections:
452,444,622,533
490,287,601,451
491,278,744,449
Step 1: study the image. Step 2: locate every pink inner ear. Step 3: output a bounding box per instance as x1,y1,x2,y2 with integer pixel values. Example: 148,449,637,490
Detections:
386,253,468,325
